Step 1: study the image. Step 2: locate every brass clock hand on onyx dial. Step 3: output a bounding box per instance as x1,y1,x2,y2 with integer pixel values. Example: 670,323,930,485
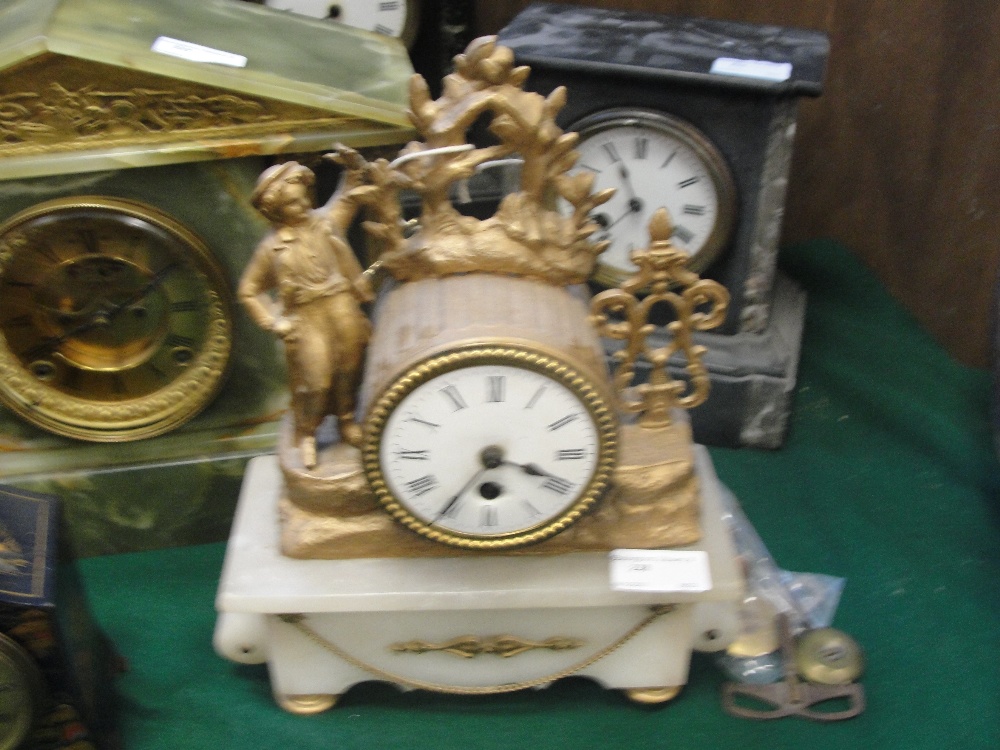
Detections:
24,262,180,362
0,196,234,441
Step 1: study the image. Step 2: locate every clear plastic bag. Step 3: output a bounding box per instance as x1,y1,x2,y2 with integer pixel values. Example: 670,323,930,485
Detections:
716,486,846,683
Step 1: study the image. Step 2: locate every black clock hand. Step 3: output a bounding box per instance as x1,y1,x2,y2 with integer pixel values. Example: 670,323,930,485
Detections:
430,445,506,524
596,197,646,237
502,460,568,482
22,313,117,361
432,467,486,524
604,207,637,231
617,164,637,200
102,262,180,318
617,165,644,214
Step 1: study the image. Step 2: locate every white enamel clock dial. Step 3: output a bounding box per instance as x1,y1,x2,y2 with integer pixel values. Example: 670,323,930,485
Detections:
263,0,416,45
566,109,737,286
364,351,618,549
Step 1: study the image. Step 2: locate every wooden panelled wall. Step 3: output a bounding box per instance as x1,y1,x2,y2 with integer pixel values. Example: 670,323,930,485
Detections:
476,0,1000,368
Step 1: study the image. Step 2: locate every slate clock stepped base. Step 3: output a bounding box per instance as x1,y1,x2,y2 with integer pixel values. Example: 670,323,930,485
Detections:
674,272,806,449
214,449,743,707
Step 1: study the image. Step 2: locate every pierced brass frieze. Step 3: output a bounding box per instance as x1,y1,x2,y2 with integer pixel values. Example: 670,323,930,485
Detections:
591,208,729,428
0,83,278,146
390,634,585,659
0,56,364,158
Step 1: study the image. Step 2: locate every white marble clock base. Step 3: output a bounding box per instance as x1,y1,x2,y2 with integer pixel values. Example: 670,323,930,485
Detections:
214,447,743,711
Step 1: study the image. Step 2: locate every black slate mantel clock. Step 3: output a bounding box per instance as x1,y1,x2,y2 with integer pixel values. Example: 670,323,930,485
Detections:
498,3,829,448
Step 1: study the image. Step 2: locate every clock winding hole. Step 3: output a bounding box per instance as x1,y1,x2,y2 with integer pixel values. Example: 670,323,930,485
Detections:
478,481,503,500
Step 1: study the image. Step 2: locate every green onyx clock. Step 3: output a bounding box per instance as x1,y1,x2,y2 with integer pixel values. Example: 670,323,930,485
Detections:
0,0,414,557
498,4,829,449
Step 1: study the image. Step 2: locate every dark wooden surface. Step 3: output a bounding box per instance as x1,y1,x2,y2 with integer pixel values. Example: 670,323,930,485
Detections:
475,0,999,368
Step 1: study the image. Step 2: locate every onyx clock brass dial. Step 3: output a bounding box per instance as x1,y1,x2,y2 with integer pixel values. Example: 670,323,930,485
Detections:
567,109,737,287
363,347,618,550
0,197,233,442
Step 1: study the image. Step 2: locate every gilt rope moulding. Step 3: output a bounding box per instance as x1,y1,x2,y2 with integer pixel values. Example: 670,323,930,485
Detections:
0,0,416,557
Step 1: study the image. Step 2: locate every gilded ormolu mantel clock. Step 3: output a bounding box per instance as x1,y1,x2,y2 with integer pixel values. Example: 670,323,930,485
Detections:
215,37,744,713
0,0,414,556
497,3,830,449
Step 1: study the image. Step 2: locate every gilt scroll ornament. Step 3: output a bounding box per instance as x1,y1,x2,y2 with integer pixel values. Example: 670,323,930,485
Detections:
590,208,729,428
390,634,584,659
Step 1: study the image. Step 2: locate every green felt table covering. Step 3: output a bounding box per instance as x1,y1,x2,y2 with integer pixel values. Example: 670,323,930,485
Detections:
77,240,1000,749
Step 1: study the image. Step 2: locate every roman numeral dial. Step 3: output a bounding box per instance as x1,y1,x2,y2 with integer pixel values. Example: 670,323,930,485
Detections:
563,109,737,287
369,354,617,548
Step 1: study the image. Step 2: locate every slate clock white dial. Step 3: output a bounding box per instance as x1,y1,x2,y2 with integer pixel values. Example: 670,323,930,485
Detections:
567,109,737,287
364,348,618,549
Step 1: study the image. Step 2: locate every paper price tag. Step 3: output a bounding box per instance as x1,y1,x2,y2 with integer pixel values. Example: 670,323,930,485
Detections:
710,57,792,82
152,37,248,68
609,549,712,593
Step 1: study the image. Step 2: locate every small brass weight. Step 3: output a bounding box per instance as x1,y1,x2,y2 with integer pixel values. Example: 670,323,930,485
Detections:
722,614,866,721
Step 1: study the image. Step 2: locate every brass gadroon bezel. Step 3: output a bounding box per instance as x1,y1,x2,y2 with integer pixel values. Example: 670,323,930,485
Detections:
0,632,47,750
0,196,233,441
571,108,738,288
362,345,619,550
